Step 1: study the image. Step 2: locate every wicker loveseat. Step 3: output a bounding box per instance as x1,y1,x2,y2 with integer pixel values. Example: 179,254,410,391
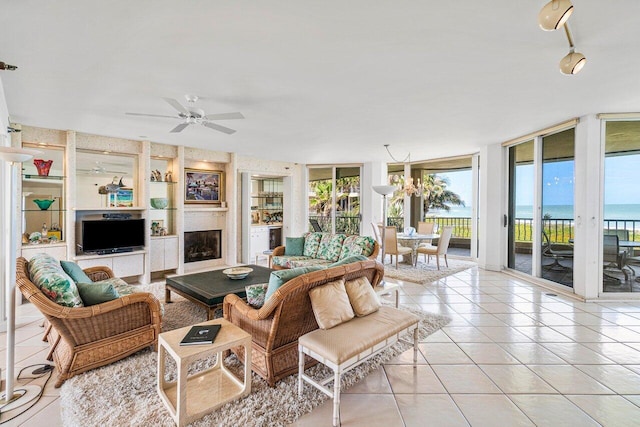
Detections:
16,257,162,387
271,232,379,270
223,259,384,386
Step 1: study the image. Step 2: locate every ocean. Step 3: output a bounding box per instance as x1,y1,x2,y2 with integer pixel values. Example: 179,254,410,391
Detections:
427,204,640,221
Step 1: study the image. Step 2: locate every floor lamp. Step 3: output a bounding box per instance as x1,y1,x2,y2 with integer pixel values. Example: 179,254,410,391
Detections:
0,146,42,410
372,185,396,265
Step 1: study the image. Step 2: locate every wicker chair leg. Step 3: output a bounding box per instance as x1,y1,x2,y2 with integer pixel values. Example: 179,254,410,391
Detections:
46,335,61,361
42,323,52,342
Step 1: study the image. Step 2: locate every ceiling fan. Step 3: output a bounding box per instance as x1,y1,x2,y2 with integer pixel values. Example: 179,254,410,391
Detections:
125,95,244,134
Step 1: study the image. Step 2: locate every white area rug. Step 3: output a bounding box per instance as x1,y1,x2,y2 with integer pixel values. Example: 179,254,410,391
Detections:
383,258,476,284
60,283,450,427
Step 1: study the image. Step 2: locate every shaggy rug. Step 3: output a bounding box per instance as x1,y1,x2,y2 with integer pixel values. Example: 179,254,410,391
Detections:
383,258,476,284
60,283,450,427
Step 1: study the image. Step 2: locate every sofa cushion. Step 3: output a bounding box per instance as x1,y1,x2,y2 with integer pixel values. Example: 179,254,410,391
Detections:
60,260,93,284
287,259,333,269
328,254,368,268
28,253,84,308
272,255,312,269
76,282,120,306
317,234,346,262
345,276,381,317
246,283,268,308
285,237,305,256
309,279,355,329
302,232,323,258
265,265,326,301
94,277,137,296
339,235,377,259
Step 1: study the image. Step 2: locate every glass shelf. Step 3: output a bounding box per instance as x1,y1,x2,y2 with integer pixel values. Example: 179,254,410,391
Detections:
23,174,65,180
23,209,67,212
151,180,177,185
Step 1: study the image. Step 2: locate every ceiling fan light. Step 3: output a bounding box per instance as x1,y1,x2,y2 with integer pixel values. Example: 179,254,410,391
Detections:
560,51,586,75
538,0,573,31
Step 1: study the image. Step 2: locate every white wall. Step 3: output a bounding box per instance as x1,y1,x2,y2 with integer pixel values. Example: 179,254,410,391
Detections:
361,161,388,237
478,143,505,271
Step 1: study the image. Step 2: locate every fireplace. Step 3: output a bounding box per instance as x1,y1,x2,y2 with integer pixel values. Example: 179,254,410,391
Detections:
184,230,222,263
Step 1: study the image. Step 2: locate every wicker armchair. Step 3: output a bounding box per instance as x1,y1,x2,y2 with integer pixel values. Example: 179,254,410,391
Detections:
16,257,162,387
223,259,384,386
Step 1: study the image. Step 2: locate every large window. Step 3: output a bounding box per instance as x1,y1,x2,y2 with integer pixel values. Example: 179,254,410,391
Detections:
308,166,361,234
602,120,640,292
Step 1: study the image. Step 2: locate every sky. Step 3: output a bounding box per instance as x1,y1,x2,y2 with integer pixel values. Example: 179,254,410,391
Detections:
437,153,640,209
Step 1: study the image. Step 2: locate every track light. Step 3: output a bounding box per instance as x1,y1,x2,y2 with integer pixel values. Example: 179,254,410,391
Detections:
538,0,573,31
559,24,586,75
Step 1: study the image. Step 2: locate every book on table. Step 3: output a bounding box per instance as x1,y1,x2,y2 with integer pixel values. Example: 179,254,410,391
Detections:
179,324,221,346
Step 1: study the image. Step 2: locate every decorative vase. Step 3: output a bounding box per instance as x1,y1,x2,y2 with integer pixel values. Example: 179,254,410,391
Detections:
33,159,53,176
33,199,55,210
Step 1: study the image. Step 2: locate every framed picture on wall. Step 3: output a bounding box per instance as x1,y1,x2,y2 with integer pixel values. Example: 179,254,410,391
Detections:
184,169,224,204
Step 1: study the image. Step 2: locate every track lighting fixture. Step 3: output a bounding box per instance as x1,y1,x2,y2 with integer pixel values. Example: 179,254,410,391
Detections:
559,24,586,75
538,0,573,31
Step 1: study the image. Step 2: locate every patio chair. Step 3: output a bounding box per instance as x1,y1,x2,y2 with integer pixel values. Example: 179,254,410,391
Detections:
381,225,412,269
603,234,629,284
541,230,574,271
417,225,453,270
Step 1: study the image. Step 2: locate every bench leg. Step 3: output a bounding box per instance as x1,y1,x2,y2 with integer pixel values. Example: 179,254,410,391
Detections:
298,347,304,397
413,326,419,364
333,369,341,427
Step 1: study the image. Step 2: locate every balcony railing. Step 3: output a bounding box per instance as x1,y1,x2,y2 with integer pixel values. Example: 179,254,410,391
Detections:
308,215,361,235
386,216,640,243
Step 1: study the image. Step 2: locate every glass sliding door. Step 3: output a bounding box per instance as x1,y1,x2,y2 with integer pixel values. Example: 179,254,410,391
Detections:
507,140,535,274
308,165,362,234
540,129,575,287
602,120,640,292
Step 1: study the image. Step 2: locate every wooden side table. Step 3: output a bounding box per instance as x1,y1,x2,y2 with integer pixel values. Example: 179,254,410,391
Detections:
157,319,252,427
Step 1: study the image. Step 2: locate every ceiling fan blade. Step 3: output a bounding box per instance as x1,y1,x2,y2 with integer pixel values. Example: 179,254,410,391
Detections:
162,98,189,115
203,122,236,134
204,112,245,120
126,112,179,119
170,123,190,133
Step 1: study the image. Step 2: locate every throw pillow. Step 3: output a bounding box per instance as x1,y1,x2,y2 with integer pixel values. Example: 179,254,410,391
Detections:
265,265,326,301
344,276,381,317
60,260,93,284
76,282,120,306
317,234,346,262
309,279,355,329
245,283,268,308
284,237,305,256
302,232,323,258
28,253,84,308
328,254,368,268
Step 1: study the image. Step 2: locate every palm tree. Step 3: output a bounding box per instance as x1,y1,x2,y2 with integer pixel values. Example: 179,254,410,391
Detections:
422,174,464,214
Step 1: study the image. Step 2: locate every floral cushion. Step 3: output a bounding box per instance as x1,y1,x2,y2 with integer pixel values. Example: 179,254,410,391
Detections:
245,283,268,308
317,234,346,262
94,277,137,296
339,236,376,259
28,253,84,308
272,255,311,269
287,258,333,268
302,232,323,258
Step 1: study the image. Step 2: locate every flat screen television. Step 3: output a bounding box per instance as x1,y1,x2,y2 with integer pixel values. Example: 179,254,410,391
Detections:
81,219,145,254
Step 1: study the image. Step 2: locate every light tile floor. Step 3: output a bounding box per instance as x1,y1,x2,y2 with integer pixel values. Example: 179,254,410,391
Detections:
7,266,640,426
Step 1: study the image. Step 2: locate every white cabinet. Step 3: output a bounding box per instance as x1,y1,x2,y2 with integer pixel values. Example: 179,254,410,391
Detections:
21,244,67,261
250,226,270,257
149,236,179,272
75,251,145,278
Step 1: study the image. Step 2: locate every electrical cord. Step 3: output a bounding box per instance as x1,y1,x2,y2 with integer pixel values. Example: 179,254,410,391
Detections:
0,363,54,424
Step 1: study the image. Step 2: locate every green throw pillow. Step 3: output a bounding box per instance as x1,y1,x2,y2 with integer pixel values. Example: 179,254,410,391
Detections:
60,260,93,284
328,254,368,267
76,282,120,306
265,266,326,301
285,237,305,256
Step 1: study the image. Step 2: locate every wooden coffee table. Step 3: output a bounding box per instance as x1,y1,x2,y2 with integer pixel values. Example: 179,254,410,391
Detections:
165,265,274,320
158,318,251,426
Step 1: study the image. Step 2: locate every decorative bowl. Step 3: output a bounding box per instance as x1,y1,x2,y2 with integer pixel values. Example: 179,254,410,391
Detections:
222,267,253,280
150,197,168,209
33,199,55,210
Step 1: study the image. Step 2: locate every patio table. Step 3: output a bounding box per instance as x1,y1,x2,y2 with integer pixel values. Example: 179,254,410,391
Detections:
396,233,439,266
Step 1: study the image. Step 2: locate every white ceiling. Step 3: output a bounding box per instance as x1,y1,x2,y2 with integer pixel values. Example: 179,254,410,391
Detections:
1,1,639,164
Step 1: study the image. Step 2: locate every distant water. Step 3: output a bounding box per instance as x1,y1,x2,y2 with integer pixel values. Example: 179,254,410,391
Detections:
427,204,640,221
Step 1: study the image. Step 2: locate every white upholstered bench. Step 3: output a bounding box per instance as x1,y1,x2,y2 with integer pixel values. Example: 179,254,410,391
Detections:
298,306,420,426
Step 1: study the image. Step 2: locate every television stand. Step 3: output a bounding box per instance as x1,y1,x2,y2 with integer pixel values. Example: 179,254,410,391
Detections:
96,247,134,255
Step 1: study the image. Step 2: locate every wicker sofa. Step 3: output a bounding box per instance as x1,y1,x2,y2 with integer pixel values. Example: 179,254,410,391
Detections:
16,256,162,387
271,232,379,270
223,259,384,386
